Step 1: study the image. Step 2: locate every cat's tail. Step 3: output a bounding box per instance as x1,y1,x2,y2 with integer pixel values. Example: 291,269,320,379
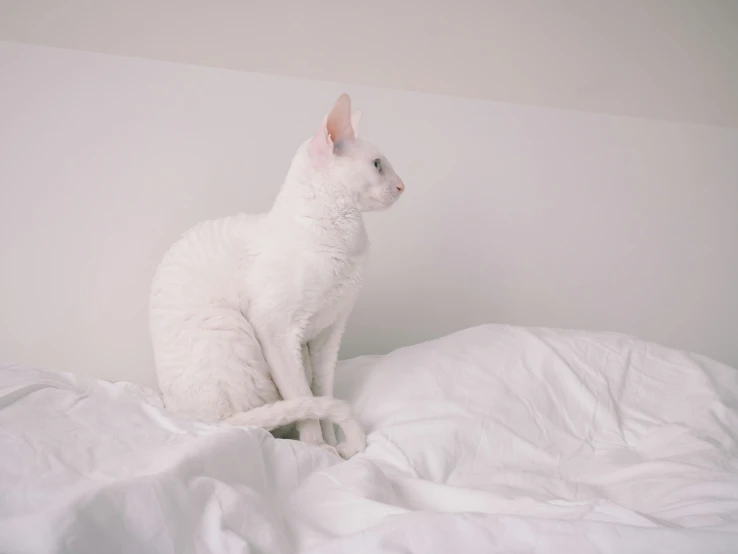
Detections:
223,396,358,432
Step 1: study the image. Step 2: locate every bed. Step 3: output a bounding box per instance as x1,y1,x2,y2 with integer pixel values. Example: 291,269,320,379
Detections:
1,324,737,553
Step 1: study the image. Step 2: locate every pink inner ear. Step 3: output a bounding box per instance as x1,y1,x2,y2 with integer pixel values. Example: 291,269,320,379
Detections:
326,93,355,144
309,94,355,167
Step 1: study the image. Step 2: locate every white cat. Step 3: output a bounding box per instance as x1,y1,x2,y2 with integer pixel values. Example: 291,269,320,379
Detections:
149,94,404,459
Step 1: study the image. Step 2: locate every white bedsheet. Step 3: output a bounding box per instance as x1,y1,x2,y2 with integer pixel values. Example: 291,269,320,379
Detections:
1,325,737,553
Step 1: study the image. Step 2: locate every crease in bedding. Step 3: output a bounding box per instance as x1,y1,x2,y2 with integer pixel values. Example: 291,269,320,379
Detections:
1,325,737,553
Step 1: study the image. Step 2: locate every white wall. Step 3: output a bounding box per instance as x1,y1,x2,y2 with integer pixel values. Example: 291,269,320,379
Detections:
1,42,737,389
2,1,737,128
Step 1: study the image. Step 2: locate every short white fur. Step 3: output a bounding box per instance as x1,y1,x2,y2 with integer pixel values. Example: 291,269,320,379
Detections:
149,94,404,458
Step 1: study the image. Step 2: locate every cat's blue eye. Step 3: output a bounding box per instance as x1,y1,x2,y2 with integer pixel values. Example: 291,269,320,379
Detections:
373,158,382,172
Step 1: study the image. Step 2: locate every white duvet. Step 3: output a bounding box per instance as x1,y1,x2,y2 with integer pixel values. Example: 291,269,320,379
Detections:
1,325,737,553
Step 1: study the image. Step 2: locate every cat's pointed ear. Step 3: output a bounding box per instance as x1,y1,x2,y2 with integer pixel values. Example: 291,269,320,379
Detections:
351,110,362,137
326,93,355,143
310,93,355,165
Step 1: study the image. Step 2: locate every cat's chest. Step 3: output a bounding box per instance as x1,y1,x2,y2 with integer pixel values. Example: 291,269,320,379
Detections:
301,250,367,338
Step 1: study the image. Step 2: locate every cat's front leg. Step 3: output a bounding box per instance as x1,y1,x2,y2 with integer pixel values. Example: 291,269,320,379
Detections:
259,329,328,450
310,316,366,458
299,344,329,446
308,323,344,446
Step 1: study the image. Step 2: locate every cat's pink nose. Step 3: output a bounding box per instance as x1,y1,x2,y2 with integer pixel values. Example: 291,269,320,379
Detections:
396,180,405,193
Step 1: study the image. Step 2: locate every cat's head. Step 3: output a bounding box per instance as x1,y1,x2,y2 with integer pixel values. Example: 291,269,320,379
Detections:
307,94,404,211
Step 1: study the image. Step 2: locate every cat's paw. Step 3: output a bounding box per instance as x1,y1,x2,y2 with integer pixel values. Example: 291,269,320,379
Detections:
337,421,366,460
300,423,339,457
318,443,340,458
337,436,365,459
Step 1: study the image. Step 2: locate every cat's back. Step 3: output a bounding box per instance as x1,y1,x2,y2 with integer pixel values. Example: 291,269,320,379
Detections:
149,212,279,417
150,213,263,314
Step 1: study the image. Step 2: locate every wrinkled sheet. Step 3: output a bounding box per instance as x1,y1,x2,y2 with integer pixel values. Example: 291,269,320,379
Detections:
1,325,737,553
